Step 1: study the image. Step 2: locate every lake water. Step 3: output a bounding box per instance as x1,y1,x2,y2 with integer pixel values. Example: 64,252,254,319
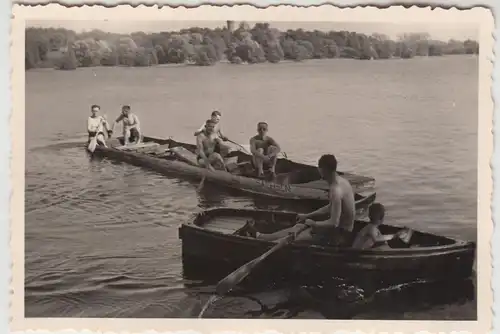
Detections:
25,56,478,319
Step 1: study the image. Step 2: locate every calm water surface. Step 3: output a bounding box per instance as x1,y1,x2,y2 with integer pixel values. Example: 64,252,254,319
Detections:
25,56,478,319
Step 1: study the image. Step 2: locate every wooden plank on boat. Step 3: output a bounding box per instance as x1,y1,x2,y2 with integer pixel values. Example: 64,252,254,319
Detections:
203,216,249,235
115,142,160,151
294,179,329,191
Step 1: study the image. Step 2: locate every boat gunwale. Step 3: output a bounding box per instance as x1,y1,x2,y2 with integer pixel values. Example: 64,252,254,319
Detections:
93,139,376,200
180,208,475,257
95,135,376,186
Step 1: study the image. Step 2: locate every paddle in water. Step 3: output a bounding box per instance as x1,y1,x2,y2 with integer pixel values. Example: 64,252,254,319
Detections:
215,223,310,296
197,174,206,191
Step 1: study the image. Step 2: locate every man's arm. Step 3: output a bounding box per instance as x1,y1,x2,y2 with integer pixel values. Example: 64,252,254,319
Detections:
130,114,139,128
370,228,397,242
267,137,281,157
194,122,205,136
217,127,228,141
196,135,212,169
110,114,124,133
303,203,331,220
310,187,342,228
249,137,264,158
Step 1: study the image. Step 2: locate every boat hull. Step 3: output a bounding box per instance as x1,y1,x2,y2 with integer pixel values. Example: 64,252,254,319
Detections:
178,208,476,288
92,136,376,209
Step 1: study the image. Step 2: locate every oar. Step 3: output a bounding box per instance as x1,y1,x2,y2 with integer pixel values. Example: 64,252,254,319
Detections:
215,223,310,296
397,227,413,244
87,115,107,153
197,174,206,191
226,138,251,155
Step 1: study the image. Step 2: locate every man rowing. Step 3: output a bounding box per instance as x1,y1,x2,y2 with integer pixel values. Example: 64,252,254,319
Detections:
87,104,110,148
196,119,227,171
249,122,281,178
109,105,142,146
194,110,230,157
238,154,355,247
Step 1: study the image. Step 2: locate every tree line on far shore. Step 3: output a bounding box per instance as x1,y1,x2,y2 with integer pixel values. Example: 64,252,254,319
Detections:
25,22,480,71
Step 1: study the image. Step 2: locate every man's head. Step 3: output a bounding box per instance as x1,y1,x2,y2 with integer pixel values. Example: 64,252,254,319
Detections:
205,119,216,134
317,154,338,181
368,203,385,224
122,105,131,116
211,110,222,123
257,122,268,136
91,104,100,115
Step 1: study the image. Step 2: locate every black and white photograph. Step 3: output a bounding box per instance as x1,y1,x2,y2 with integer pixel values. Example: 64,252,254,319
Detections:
10,4,493,333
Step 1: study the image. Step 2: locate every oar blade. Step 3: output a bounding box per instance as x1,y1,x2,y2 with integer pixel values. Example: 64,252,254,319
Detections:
215,225,310,296
87,137,97,153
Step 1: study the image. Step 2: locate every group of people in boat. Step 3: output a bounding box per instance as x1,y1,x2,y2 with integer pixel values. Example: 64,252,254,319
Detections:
87,106,408,250
194,110,281,178
87,104,142,148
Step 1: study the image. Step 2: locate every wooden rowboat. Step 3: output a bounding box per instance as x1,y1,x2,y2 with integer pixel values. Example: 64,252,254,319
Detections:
179,208,476,287
92,136,377,209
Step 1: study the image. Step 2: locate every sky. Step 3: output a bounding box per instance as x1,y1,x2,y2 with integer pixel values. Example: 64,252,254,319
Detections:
28,20,478,41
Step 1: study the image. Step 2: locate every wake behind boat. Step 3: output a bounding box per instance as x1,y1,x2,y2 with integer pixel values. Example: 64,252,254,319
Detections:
91,135,377,211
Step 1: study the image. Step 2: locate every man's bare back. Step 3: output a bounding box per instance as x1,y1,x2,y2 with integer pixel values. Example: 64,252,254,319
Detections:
329,175,356,232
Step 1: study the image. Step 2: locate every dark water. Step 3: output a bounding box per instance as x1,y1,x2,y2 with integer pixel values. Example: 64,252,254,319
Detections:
25,56,478,319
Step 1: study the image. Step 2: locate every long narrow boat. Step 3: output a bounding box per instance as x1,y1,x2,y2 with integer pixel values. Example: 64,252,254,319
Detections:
92,136,377,209
179,208,476,286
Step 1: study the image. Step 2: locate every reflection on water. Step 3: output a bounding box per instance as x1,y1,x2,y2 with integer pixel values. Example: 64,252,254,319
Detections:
25,57,477,319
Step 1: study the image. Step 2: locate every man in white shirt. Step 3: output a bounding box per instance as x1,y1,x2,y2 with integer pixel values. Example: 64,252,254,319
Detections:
87,104,110,149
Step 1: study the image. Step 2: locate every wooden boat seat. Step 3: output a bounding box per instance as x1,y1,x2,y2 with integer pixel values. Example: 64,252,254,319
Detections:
202,216,250,235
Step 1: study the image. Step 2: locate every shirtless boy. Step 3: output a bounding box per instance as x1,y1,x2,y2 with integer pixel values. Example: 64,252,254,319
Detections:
249,122,281,178
196,119,227,171
351,203,407,249
238,154,355,246
110,105,142,146
194,110,230,157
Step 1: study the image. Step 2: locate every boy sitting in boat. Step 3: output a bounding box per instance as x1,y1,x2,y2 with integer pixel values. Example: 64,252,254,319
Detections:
249,122,281,179
87,104,110,149
237,154,354,247
351,203,408,250
109,105,142,146
196,119,227,171
194,110,230,158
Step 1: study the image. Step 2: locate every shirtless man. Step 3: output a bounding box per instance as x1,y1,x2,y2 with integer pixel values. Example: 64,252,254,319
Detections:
194,110,230,157
238,154,355,246
87,104,110,148
249,122,281,178
196,119,227,171
109,105,142,146
351,203,407,249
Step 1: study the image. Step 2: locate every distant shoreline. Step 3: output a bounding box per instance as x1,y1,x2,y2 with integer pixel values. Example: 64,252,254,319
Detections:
26,23,479,71
25,54,477,73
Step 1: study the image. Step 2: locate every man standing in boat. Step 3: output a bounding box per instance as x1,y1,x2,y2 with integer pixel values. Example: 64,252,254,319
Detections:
196,119,227,171
194,110,230,158
109,105,142,146
239,154,355,247
249,122,281,179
